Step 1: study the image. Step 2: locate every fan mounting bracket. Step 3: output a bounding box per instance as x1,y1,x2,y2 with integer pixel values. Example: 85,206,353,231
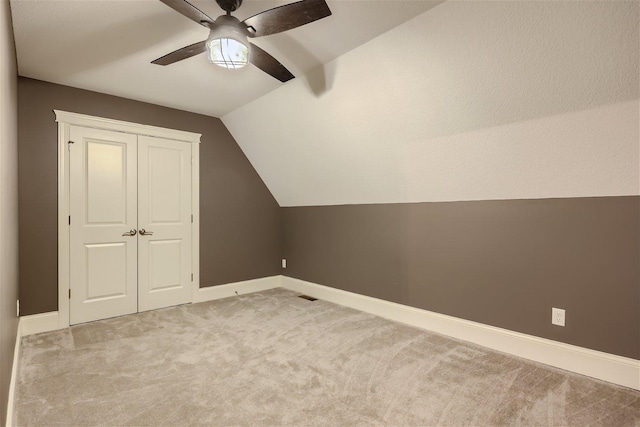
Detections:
216,0,243,13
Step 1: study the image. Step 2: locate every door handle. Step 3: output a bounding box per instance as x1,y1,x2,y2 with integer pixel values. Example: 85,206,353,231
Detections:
122,229,137,236
139,229,154,236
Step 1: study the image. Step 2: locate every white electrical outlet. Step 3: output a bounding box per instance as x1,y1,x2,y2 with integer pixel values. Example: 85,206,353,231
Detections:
552,307,565,327
281,259,287,269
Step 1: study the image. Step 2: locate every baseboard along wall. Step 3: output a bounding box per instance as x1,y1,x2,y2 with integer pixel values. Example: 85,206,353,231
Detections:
16,274,639,393
6,319,22,427
194,276,281,303
279,276,640,391
20,311,59,336
18,276,283,337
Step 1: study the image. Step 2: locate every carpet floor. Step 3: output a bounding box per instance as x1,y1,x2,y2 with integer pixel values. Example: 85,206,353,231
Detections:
15,288,640,426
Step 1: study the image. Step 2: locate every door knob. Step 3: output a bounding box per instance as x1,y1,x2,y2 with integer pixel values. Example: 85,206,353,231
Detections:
139,229,154,236
122,229,137,236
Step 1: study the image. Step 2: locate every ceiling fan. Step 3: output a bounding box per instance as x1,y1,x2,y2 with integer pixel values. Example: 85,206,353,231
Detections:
153,0,332,82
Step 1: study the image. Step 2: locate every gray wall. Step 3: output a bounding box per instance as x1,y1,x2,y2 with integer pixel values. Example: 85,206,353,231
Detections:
282,197,640,359
18,77,281,316
0,0,19,423
14,80,639,364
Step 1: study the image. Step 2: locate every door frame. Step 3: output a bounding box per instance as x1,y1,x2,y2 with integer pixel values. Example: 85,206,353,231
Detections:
56,110,201,329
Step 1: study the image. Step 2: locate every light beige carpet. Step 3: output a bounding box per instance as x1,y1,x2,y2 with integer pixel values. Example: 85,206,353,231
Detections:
15,288,639,426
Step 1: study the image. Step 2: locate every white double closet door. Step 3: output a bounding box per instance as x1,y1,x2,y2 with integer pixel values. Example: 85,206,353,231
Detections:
69,125,193,325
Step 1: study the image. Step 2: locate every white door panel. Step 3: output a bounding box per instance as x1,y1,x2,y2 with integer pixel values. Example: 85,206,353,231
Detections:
148,147,182,223
138,135,192,312
85,243,128,299
85,141,127,224
148,239,182,291
69,126,138,325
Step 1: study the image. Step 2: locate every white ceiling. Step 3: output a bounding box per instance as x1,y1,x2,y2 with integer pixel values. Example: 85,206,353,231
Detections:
9,0,443,117
10,1,638,208
223,0,639,206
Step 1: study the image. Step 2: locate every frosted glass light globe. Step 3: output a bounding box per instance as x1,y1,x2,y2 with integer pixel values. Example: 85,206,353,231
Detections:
206,37,249,69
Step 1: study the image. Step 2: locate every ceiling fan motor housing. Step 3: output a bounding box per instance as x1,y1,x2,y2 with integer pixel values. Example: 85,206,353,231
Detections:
216,0,243,13
210,15,250,37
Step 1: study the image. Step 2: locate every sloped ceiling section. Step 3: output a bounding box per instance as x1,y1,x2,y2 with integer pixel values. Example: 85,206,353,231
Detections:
10,0,442,118
223,1,640,207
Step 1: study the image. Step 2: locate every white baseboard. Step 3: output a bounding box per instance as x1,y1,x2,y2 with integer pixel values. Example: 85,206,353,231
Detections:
20,312,59,337
13,276,639,393
194,275,281,303
20,276,281,335
280,276,640,391
6,319,22,427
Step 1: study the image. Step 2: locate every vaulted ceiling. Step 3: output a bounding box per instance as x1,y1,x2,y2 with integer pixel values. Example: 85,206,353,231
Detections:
10,0,442,117
223,0,640,206
10,1,640,207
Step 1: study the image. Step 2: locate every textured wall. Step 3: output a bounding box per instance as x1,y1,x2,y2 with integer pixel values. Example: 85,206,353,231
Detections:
18,78,281,316
223,1,639,206
282,198,640,359
0,0,19,423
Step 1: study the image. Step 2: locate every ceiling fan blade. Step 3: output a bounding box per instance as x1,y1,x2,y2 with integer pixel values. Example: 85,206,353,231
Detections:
152,40,207,65
158,0,215,27
249,43,294,82
242,0,331,38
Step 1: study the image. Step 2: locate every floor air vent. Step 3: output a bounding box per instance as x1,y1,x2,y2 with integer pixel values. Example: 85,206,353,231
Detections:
298,295,318,301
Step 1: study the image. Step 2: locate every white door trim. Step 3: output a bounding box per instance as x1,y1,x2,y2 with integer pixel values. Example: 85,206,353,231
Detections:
191,141,201,304
54,111,202,143
56,110,201,329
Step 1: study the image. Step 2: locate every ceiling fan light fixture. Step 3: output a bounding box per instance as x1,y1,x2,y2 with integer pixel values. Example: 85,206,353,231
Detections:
207,38,249,69
206,23,249,69
153,0,332,81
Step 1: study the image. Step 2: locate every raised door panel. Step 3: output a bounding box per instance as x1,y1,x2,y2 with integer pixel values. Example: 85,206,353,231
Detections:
85,243,128,299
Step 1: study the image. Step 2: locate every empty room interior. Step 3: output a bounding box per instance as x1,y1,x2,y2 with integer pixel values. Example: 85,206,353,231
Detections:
1,0,639,425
